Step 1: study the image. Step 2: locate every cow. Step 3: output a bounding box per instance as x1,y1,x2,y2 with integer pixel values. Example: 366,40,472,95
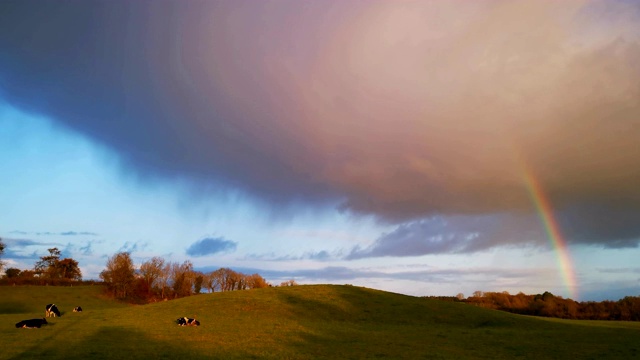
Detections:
176,317,200,326
45,304,61,317
15,318,48,328
73,306,83,312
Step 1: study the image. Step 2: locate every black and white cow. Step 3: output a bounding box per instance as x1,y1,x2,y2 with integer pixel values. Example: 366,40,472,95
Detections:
176,317,200,326
15,318,48,328
45,304,61,317
73,306,83,312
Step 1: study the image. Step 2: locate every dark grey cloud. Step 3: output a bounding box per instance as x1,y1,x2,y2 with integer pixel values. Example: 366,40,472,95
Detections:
555,205,640,249
0,238,57,261
3,249,40,261
349,208,640,259
3,238,61,248
1,1,640,250
186,237,237,257
347,214,542,259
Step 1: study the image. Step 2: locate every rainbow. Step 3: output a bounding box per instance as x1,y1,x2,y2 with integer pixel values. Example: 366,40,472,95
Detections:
520,162,578,300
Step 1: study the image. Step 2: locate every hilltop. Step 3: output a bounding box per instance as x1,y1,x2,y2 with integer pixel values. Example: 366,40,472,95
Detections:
1,284,639,359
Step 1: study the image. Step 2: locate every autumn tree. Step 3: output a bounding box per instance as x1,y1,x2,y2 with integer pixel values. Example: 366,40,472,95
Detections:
246,273,269,289
208,268,225,292
158,262,172,299
57,258,82,280
33,247,82,280
5,267,21,278
194,273,204,294
34,247,61,277
100,252,135,298
139,256,165,291
171,260,195,298
202,272,215,293
280,279,298,287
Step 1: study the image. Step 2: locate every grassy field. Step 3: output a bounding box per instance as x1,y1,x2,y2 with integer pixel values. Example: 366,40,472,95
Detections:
1,285,639,359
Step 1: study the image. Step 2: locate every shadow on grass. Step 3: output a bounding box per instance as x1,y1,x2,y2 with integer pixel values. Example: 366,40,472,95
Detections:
8,326,212,360
0,301,32,314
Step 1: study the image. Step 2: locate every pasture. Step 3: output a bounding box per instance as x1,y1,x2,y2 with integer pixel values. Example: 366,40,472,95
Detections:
1,285,639,359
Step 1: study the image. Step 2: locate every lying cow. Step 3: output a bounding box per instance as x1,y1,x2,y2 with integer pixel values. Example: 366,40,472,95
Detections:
73,306,83,312
176,317,200,326
15,318,48,328
45,304,61,317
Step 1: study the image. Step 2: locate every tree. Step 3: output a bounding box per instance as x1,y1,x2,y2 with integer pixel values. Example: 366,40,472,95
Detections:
34,248,61,278
220,267,240,291
139,256,165,291
209,268,225,292
58,258,82,280
33,247,81,280
5,267,21,278
0,237,5,271
194,273,204,294
246,273,269,289
280,279,298,287
171,260,194,298
100,252,135,298
202,272,215,293
158,262,172,299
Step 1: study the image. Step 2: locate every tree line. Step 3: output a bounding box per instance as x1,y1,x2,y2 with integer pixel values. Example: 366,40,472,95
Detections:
99,252,282,302
0,245,84,286
0,241,284,298
453,291,640,321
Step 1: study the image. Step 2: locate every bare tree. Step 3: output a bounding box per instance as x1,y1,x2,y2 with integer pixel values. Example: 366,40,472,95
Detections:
246,273,269,289
139,256,165,291
0,237,5,271
171,260,194,298
209,268,225,292
158,262,171,299
194,272,204,294
280,279,298,287
220,267,239,291
202,272,214,293
100,252,135,298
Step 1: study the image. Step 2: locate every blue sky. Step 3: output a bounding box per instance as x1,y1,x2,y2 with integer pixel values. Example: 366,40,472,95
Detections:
1,0,640,301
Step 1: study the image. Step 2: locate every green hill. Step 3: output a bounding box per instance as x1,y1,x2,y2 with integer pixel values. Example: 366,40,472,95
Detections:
1,285,639,359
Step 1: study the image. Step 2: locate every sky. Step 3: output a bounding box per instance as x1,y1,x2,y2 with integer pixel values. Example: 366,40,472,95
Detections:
1,0,639,301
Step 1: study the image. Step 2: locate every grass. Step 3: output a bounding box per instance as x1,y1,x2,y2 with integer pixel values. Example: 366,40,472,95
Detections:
1,284,639,359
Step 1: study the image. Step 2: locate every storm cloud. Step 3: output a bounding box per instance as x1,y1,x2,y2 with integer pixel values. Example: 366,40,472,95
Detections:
349,206,640,258
1,1,640,249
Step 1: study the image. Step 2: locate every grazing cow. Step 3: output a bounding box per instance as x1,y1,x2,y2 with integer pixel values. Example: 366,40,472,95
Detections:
15,318,48,328
176,317,200,326
73,306,83,312
45,304,61,317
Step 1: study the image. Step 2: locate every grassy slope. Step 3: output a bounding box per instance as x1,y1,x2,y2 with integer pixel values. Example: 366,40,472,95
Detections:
1,285,639,359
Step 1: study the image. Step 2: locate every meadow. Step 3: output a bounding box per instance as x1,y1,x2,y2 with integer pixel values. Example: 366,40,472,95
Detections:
1,284,639,359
